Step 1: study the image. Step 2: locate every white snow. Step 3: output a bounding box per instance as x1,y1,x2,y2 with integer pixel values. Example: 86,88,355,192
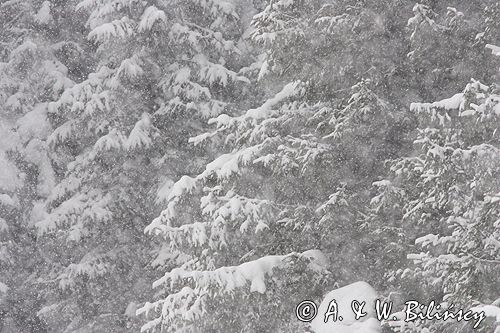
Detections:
310,281,381,333
0,217,8,233
470,304,500,322
138,6,167,32
209,80,305,129
203,152,241,178
245,81,304,119
124,302,138,318
0,121,22,191
301,249,330,271
167,175,197,201
415,234,439,247
0,152,21,192
486,44,500,57
93,128,126,152
0,193,16,207
257,59,269,81
0,281,8,294
411,93,464,113
30,201,49,226
156,178,175,204
88,17,135,43
197,60,249,87
126,113,152,150
16,103,52,141
154,250,329,296
188,131,216,146
118,56,144,78
34,1,52,24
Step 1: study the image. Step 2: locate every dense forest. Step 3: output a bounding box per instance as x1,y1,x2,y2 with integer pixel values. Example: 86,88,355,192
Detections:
0,0,499,332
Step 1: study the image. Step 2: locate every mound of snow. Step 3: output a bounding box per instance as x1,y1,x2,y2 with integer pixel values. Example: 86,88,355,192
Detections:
471,304,500,322
311,281,381,333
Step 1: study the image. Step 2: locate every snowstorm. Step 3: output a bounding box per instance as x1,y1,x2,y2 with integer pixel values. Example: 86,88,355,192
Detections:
0,0,499,332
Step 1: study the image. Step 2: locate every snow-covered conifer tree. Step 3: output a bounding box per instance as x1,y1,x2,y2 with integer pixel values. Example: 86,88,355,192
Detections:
2,0,498,332
34,0,255,331
406,1,500,100
140,1,418,331
0,0,87,330
371,43,500,333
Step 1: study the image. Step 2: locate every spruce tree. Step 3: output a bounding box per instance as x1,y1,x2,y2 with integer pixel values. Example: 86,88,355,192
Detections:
140,0,416,331
371,44,500,333
34,0,254,331
0,0,89,331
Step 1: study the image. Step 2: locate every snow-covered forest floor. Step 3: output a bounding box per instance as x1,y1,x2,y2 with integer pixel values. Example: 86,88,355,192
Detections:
0,0,499,332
